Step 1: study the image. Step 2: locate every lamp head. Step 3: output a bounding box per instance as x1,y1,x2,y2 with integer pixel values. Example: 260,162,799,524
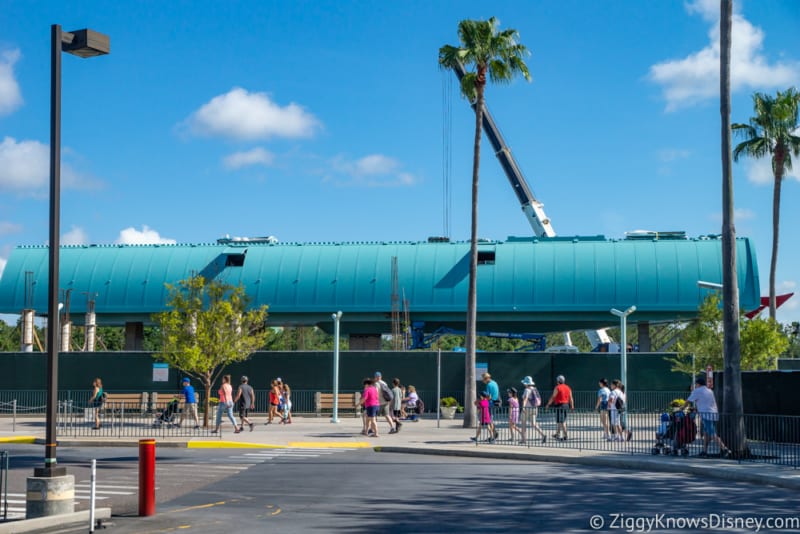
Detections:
62,29,110,58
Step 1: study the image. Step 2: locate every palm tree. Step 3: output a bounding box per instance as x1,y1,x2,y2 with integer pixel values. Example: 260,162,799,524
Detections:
720,0,746,456
439,18,530,427
732,88,800,320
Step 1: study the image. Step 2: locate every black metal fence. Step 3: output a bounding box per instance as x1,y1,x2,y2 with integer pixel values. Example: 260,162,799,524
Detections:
474,407,800,468
57,401,219,438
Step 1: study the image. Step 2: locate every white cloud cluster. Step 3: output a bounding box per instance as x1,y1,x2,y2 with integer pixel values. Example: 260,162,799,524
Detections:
115,225,176,245
329,154,417,187
739,128,800,185
185,88,320,140
61,226,88,245
649,1,800,111
0,136,98,194
0,48,23,115
223,147,275,170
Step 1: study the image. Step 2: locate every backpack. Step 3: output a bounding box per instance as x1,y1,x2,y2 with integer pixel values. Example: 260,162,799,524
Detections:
380,382,393,402
527,387,541,408
416,398,425,414
615,395,625,412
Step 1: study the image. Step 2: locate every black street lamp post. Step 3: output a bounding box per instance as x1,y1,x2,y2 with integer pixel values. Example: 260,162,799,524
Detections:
36,23,109,482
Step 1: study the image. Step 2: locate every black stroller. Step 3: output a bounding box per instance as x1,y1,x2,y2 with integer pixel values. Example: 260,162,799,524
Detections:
153,398,180,427
652,406,697,456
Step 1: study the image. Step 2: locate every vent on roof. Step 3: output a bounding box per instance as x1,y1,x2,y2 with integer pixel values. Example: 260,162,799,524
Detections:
478,251,496,265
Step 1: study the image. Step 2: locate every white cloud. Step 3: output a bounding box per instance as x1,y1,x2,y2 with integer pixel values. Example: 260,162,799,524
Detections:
657,148,691,162
223,147,275,170
184,88,321,140
0,256,6,278
115,225,176,245
648,1,800,111
0,137,100,194
61,226,88,245
0,48,23,115
0,221,22,236
739,130,800,185
327,154,418,187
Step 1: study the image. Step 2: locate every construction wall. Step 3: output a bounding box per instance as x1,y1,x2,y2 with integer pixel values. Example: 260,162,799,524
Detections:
0,350,688,394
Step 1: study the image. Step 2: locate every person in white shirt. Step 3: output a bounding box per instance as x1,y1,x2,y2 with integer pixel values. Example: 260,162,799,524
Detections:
608,380,627,441
686,376,731,457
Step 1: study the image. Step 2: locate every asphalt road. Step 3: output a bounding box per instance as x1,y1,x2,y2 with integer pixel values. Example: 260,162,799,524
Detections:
96,450,800,533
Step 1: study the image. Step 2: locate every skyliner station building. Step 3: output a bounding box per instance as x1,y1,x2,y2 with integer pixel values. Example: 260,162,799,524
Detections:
0,232,760,352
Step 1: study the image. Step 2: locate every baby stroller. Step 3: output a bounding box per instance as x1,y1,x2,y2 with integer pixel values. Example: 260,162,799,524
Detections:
652,404,697,456
153,398,180,427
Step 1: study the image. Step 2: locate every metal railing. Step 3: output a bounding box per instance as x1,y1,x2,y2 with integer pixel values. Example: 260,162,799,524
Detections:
57,401,220,438
474,406,800,468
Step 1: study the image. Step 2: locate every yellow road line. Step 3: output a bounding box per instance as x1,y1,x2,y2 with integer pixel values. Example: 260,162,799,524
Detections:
187,441,286,449
0,436,36,444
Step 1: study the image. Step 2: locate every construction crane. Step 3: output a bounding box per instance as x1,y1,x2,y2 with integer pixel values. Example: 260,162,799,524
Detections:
451,62,612,349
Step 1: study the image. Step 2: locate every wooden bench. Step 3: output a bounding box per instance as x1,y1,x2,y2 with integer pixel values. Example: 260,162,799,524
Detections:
150,392,199,413
98,392,149,416
315,392,362,417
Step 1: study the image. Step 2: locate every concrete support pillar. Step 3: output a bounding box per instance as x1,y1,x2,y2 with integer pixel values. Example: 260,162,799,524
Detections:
125,322,144,351
22,309,35,352
637,321,651,353
84,311,96,352
60,321,71,352
349,334,380,350
26,474,74,518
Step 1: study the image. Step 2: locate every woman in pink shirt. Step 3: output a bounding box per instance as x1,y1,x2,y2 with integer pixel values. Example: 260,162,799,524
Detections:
360,378,380,437
212,375,240,434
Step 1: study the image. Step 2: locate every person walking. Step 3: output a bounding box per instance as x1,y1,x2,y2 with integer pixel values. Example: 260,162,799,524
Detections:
212,374,239,434
520,376,546,443
608,379,625,441
178,377,200,429
595,378,611,439
281,381,293,424
234,376,255,432
391,378,403,423
360,377,380,437
89,377,104,430
374,372,399,434
267,379,281,424
470,392,494,443
545,375,574,441
687,376,731,457
507,388,523,442
481,372,500,440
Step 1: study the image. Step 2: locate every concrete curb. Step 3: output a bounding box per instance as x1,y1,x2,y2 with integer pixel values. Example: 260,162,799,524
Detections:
374,446,800,491
0,507,111,534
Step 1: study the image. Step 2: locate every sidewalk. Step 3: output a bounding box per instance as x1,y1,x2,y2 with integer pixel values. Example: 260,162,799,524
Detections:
1,415,798,492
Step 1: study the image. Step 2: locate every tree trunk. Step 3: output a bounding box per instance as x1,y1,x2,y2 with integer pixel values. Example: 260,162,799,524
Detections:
769,150,784,320
719,0,746,455
463,79,485,429
203,381,211,428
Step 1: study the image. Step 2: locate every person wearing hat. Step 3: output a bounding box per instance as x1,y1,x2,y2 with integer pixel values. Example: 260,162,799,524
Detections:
545,374,574,441
520,376,546,443
178,377,200,429
234,375,256,432
686,376,731,457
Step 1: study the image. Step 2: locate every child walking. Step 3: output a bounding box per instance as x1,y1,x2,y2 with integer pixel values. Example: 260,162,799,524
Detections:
470,392,494,443
507,388,523,442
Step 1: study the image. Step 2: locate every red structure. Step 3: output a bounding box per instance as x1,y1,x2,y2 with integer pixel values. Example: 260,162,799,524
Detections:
138,439,155,516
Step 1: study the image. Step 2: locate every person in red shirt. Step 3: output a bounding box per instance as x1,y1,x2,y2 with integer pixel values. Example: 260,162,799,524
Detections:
545,375,574,441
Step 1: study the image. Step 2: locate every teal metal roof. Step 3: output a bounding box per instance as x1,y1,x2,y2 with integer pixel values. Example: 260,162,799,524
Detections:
0,235,760,333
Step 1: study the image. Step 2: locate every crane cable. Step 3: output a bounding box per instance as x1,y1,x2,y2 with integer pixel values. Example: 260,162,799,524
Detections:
441,70,453,240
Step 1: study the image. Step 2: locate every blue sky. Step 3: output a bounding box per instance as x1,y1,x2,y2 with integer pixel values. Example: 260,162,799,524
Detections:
1,0,799,324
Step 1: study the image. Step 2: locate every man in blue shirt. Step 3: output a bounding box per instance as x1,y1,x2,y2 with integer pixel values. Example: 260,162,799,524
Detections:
178,377,200,429
481,372,500,441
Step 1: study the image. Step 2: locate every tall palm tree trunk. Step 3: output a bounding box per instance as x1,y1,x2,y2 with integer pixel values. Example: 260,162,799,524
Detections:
720,0,746,455
463,82,484,428
769,159,784,320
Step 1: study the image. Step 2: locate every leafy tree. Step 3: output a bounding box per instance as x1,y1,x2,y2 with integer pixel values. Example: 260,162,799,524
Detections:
0,320,20,351
732,88,800,320
669,293,789,375
439,17,530,427
782,322,800,358
152,276,269,426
